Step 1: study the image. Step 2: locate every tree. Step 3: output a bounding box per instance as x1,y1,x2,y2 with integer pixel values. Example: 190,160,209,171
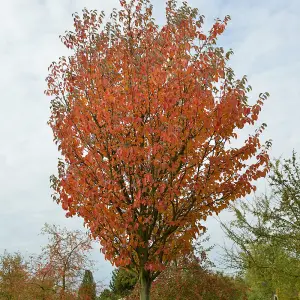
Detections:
221,153,300,299
0,225,94,300
241,242,299,300
109,268,138,298
78,270,97,300
98,288,118,300
268,151,300,256
39,224,93,297
0,251,30,299
46,0,270,298
27,255,57,299
94,268,138,300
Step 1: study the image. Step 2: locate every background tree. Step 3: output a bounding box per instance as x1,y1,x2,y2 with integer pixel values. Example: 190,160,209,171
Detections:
241,242,299,300
98,288,118,300
40,224,93,297
268,151,300,256
109,268,138,298
0,251,30,299
78,270,96,300
221,152,300,299
46,0,270,298
27,254,57,299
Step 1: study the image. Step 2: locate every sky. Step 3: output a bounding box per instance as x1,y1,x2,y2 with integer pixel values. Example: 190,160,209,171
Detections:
0,0,299,288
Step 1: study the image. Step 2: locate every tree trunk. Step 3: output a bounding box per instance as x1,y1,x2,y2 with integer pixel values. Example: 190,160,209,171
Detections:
140,269,151,300
62,275,66,291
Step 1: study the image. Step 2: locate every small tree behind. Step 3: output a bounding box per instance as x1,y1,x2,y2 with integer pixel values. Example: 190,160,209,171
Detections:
28,254,57,299
0,251,30,299
98,288,118,300
78,270,96,300
40,223,93,296
109,268,138,298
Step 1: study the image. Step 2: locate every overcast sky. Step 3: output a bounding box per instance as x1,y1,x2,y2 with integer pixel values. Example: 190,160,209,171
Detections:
0,0,299,287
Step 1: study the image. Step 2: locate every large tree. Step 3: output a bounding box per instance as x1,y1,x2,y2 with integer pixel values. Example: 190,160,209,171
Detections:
46,0,270,298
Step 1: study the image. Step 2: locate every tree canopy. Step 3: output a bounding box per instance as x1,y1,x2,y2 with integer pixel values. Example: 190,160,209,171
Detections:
46,0,270,298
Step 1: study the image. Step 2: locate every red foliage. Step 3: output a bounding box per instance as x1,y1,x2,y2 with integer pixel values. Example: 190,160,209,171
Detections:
46,0,269,290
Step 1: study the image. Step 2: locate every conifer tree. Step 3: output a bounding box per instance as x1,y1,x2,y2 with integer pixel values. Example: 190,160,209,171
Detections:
78,270,96,300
